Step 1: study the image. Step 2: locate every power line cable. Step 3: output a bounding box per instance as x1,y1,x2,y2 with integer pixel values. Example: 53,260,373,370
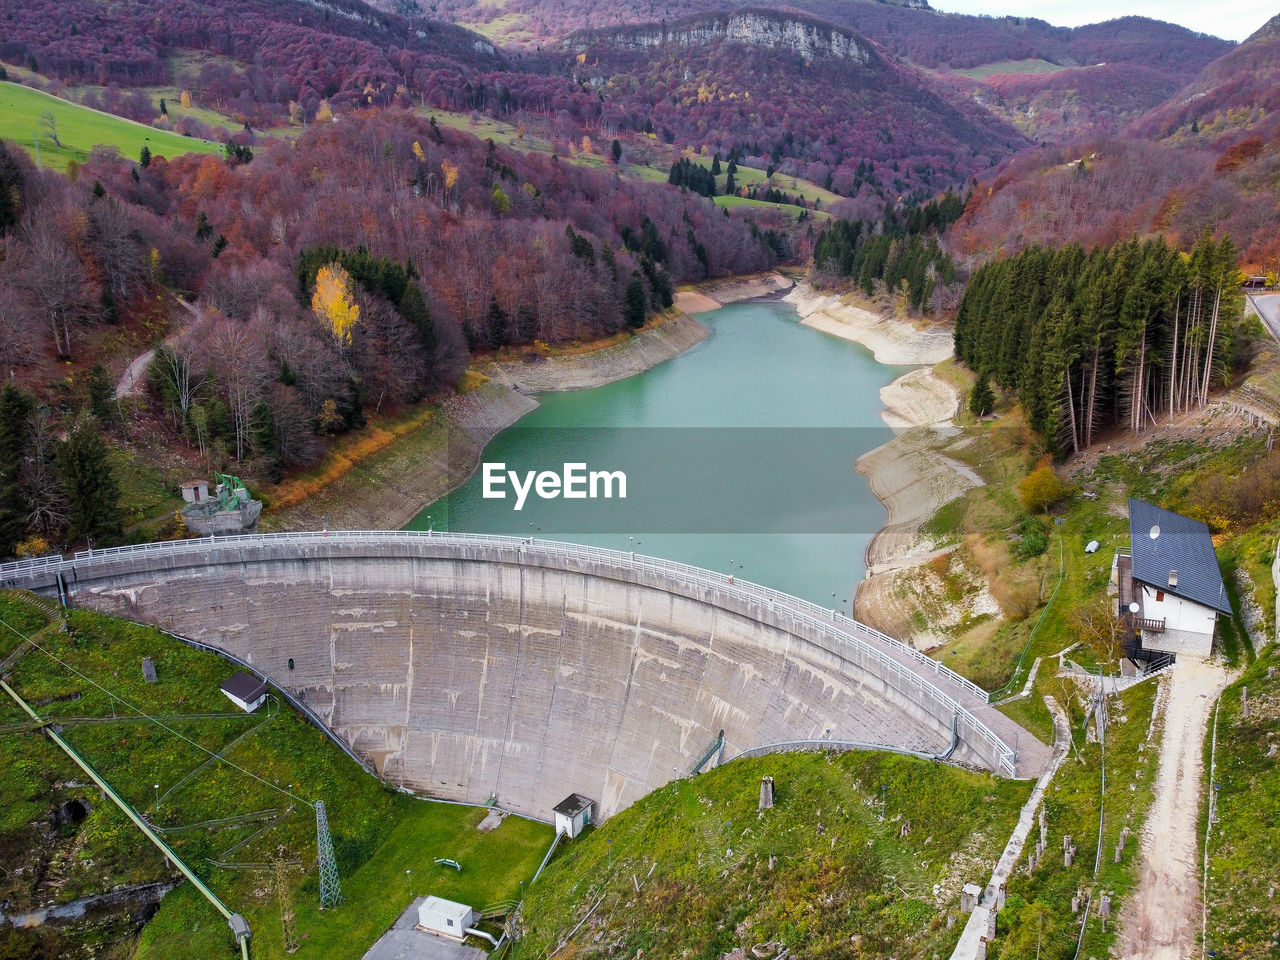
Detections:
0,614,313,809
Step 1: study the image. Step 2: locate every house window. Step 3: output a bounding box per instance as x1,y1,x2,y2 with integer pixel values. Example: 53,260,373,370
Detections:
447,919,454,927
1155,590,1164,601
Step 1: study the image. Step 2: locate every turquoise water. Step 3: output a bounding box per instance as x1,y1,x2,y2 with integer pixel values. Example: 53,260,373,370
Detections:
406,300,904,606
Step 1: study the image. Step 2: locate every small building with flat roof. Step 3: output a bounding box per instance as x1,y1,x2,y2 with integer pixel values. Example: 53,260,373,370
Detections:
553,793,594,838
416,896,474,941
220,671,268,713
179,480,210,503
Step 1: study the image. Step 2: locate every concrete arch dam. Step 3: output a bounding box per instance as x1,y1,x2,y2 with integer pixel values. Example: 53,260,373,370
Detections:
1,533,1049,822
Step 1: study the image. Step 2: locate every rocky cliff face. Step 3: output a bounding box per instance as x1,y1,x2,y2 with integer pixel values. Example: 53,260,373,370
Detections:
579,11,874,64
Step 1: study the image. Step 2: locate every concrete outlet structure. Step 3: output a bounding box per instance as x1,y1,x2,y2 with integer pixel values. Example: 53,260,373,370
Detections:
1,532,1048,822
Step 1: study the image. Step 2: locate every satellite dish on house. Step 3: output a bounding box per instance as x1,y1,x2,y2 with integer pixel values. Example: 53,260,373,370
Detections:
1129,602,1140,614
1149,525,1160,540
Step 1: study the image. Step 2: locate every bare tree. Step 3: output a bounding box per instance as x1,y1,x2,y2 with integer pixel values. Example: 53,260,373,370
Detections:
197,312,270,462
0,279,38,374
15,216,95,360
201,257,295,322
150,341,210,427
1069,597,1126,677
39,111,61,149
353,298,422,412
269,383,319,467
270,316,348,415
22,406,68,537
86,195,146,301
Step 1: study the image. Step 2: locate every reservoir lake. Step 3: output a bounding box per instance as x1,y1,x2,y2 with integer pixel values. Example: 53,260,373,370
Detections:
407,300,905,607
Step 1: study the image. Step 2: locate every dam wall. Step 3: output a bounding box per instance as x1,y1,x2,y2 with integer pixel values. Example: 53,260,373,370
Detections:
1,533,1041,823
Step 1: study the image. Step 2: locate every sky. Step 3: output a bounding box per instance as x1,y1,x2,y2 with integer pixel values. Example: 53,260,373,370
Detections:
930,1,1276,42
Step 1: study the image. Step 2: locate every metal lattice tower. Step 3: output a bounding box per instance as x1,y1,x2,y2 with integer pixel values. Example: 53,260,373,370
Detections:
315,801,343,909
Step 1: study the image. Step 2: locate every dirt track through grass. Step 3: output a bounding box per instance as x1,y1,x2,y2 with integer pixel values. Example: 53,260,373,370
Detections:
1117,661,1231,959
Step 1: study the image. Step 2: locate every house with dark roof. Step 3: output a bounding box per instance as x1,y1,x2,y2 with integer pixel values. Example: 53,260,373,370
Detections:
1112,498,1231,663
220,671,269,713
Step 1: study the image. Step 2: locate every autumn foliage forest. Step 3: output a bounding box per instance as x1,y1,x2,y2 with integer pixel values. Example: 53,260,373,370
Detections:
0,101,792,553
1,0,1279,555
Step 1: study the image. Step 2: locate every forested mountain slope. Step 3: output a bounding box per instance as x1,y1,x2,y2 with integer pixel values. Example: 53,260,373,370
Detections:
951,17,1280,266
421,0,1229,76
1130,12,1280,146
412,0,1230,148
566,10,1030,195
0,106,783,545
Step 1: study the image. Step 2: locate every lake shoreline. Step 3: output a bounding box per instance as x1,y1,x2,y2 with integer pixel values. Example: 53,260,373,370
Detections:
267,271,975,628
266,276,794,532
782,282,980,636
784,281,953,366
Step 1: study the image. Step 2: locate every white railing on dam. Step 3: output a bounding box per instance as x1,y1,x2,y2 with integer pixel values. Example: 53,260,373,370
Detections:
0,530,1016,776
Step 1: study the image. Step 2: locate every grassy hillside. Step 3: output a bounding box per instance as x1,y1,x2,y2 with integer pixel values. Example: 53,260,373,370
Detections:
949,58,1067,80
425,107,835,216
995,678,1162,959
1202,641,1280,958
514,751,1033,959
0,81,224,171
0,595,551,959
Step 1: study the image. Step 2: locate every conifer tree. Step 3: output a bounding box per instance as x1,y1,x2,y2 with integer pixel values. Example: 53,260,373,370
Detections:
625,272,647,329
57,413,123,547
968,374,995,417
86,363,115,420
250,401,280,482
0,381,35,556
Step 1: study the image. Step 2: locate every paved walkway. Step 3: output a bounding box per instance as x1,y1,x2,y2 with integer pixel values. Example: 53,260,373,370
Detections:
115,348,155,398
1247,292,1280,345
816,611,1053,779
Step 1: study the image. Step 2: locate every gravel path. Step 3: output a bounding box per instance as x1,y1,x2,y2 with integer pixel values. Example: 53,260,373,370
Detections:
1117,660,1231,960
114,348,155,398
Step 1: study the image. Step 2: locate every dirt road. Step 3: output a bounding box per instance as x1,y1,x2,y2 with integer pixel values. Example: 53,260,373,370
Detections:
1117,660,1231,959
115,348,155,398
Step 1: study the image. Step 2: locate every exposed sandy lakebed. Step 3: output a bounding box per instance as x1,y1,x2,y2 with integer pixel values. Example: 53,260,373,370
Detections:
783,282,984,642
785,284,953,366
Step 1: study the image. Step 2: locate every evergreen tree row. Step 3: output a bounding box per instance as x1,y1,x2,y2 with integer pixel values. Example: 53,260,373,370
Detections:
667,157,718,198
955,234,1244,453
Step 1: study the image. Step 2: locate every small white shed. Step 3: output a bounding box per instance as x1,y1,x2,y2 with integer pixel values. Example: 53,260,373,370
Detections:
219,671,268,713
417,896,475,941
553,793,595,839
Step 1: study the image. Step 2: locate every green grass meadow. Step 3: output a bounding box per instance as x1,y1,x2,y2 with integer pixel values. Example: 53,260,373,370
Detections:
515,750,1032,959
0,82,224,171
